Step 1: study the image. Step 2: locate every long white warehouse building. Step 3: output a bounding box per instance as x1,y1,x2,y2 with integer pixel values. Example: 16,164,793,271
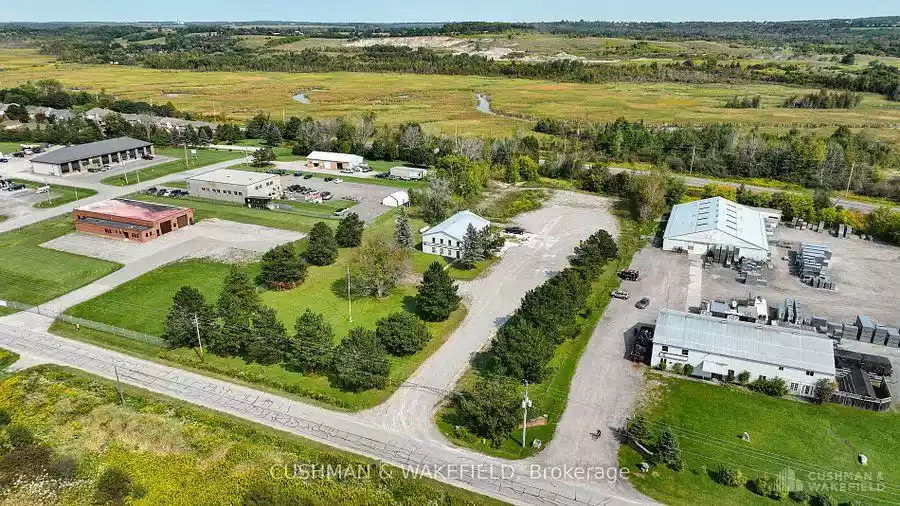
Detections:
651,309,835,398
663,196,771,261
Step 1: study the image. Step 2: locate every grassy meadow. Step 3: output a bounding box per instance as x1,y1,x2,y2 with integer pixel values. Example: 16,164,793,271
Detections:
1,49,898,144
0,364,498,504
620,373,900,505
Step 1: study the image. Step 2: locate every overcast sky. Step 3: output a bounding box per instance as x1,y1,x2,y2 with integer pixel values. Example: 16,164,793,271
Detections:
2,0,897,23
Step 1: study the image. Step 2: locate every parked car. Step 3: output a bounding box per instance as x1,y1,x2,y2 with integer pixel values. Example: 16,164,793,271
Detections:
141,154,154,160
610,290,630,300
157,189,169,197
294,171,302,177
22,149,33,155
146,187,158,194
635,297,651,309
12,152,25,158
0,157,8,163
324,177,334,182
374,173,389,179
321,191,333,200
618,269,640,281
333,178,343,184
303,173,313,179
504,226,525,235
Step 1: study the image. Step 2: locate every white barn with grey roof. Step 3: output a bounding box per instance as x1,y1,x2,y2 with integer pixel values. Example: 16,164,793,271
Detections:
651,309,835,397
421,210,489,259
187,168,282,204
663,196,770,261
30,137,153,176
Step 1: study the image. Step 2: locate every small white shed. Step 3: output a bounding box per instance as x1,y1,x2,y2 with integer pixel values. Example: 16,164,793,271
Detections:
382,190,410,207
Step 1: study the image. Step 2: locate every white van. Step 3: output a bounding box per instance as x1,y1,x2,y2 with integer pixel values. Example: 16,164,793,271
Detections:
36,185,51,194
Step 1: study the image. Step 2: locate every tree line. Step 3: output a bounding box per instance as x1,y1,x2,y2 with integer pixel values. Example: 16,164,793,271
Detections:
782,89,862,109
446,229,620,446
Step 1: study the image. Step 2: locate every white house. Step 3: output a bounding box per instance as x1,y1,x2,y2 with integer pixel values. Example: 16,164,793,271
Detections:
421,210,490,259
381,190,409,207
651,309,835,398
306,151,367,172
663,197,770,261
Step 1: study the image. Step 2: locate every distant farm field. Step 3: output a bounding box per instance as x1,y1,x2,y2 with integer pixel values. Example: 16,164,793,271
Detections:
1,49,898,144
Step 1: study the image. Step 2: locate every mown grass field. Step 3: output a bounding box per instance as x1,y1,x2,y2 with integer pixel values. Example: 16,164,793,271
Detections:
1,49,897,144
0,364,498,504
100,148,245,186
619,373,900,505
0,216,121,306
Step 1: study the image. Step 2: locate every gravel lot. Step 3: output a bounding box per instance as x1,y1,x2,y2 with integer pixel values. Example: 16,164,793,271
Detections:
702,226,900,327
0,187,47,221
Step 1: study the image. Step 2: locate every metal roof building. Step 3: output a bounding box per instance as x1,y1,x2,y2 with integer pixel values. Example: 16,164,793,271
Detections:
306,151,367,171
30,137,153,176
421,210,490,259
187,168,282,204
651,309,835,397
663,197,771,261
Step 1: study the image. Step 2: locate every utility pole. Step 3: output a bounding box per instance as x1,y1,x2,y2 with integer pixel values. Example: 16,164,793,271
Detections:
346,266,353,324
521,380,532,448
690,145,695,174
113,365,125,405
845,162,855,200
193,314,205,362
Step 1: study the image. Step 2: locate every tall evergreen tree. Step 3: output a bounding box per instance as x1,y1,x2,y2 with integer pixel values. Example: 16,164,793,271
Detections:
415,261,461,321
213,266,260,357
306,222,338,266
488,315,553,383
328,327,390,392
571,229,618,273
460,223,485,268
335,212,364,248
375,311,431,356
259,243,307,289
264,123,283,147
163,286,217,350
654,426,683,468
395,207,413,248
245,305,289,365
287,309,335,374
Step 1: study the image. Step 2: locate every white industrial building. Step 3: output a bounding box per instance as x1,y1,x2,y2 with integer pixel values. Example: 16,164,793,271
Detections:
381,190,410,207
421,210,490,259
663,197,771,261
30,137,153,176
306,151,367,172
651,309,835,398
389,166,428,180
187,168,282,204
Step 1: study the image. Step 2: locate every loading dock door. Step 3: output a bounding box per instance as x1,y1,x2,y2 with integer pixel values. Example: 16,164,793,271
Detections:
160,221,172,235
176,215,188,228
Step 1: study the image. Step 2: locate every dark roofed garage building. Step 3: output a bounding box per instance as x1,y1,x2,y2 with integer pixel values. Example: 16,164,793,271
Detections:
30,137,153,176
73,198,193,243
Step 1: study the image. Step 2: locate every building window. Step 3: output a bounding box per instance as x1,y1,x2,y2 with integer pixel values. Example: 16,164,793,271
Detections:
681,349,689,356
778,366,784,371
790,382,799,392
758,375,767,381
806,371,814,377
440,239,444,244
661,345,668,352
440,248,445,256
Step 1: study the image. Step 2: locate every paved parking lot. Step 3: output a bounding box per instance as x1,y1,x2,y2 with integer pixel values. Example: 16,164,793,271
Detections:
279,174,399,222
702,226,900,327
0,149,174,185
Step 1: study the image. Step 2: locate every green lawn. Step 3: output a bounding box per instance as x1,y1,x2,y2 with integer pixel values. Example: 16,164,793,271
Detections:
0,216,121,305
11,179,97,208
0,141,22,154
436,216,653,459
620,374,900,505
60,251,467,410
0,365,500,504
477,189,548,222
136,193,330,233
100,148,244,186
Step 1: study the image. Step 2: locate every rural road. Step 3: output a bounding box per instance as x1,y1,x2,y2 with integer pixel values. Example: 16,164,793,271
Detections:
0,155,250,234
606,167,890,214
0,190,653,505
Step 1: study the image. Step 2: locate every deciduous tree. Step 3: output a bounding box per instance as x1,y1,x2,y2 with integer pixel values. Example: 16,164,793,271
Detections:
348,234,411,298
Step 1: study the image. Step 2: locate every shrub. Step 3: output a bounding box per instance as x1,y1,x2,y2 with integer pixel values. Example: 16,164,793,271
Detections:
810,493,837,506
52,455,79,481
0,444,56,486
714,465,746,487
671,363,683,374
5,425,34,448
653,427,682,469
259,243,307,290
753,474,786,500
375,311,432,356
749,377,789,397
682,364,694,376
814,378,837,404
658,359,667,371
328,328,390,392
789,490,809,503
95,467,132,505
737,370,751,385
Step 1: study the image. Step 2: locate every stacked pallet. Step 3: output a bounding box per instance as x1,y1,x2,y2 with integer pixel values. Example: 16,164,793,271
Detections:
887,329,900,348
843,322,860,341
856,315,876,342
873,325,890,346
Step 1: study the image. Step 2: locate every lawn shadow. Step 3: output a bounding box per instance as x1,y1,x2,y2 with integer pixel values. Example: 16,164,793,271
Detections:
402,295,418,314
330,276,350,300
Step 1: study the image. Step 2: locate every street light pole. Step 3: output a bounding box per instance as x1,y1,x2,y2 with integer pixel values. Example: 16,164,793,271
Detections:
193,313,204,362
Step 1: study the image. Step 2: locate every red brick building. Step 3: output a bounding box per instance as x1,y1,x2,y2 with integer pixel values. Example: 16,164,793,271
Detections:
73,198,194,243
